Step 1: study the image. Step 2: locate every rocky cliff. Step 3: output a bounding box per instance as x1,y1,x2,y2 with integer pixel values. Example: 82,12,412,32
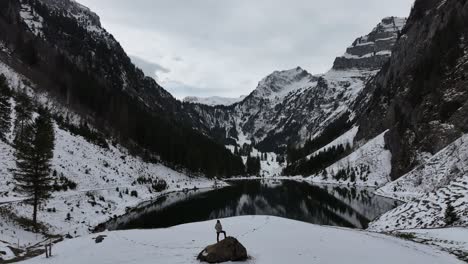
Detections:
355,0,468,180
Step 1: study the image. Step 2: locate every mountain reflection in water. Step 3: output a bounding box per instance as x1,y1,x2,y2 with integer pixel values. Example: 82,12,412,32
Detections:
104,180,400,231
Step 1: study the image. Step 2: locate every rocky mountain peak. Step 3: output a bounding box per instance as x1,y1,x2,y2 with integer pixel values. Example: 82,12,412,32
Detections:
250,66,317,101
333,16,406,70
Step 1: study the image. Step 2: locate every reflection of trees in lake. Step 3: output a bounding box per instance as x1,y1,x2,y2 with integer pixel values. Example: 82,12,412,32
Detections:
107,180,398,230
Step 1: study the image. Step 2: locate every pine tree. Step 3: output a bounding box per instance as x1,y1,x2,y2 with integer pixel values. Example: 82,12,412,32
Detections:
14,92,33,140
444,202,458,226
0,74,11,141
14,107,55,228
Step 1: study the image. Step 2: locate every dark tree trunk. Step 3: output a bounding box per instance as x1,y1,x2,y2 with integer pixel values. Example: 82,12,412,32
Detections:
33,195,38,228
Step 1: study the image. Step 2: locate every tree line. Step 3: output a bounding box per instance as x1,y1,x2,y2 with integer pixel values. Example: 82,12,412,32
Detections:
286,112,354,164
283,143,351,176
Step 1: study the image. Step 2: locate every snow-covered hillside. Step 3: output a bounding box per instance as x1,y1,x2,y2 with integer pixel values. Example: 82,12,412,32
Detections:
0,124,219,251
368,135,468,231
376,134,468,202
17,216,464,264
0,47,220,262
306,130,392,187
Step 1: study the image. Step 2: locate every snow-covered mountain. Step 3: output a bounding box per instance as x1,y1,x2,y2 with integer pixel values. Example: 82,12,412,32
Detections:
186,0,468,233
186,17,406,154
183,95,246,106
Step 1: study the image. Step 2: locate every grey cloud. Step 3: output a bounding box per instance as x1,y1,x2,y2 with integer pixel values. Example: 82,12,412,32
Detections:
129,55,170,79
77,0,414,98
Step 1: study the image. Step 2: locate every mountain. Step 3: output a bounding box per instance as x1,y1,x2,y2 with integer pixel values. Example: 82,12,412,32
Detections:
0,0,245,177
286,0,468,231
359,0,468,230
183,95,246,106
355,0,468,180
186,17,406,154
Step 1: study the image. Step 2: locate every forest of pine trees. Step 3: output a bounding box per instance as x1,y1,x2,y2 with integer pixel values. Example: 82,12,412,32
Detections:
246,155,261,176
286,112,353,164
0,75,11,141
283,143,351,176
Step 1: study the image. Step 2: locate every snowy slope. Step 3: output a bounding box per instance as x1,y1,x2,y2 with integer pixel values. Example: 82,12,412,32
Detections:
306,130,392,187
18,216,463,264
369,173,468,232
0,54,220,260
0,123,218,241
376,134,468,201
367,134,468,231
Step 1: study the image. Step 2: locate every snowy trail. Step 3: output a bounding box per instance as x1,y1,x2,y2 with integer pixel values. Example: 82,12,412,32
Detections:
18,216,463,264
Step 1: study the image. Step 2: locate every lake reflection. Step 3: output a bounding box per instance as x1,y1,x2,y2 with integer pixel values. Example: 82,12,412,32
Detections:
104,180,399,230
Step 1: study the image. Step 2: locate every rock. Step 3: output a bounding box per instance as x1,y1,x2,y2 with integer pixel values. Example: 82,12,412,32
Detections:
197,237,248,263
94,235,106,243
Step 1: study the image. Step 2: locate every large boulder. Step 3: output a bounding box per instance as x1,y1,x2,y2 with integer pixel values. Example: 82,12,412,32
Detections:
197,237,248,263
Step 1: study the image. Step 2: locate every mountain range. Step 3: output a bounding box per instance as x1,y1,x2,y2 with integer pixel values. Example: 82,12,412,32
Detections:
0,0,467,256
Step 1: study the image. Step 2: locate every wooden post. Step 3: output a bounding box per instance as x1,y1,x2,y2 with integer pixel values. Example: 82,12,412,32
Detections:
45,244,49,258
48,239,52,257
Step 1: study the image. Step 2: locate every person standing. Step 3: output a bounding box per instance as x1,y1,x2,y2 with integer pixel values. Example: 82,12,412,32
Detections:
215,220,227,242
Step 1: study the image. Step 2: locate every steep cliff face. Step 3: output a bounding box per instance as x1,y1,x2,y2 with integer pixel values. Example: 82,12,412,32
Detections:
355,0,468,180
185,17,405,154
333,17,406,70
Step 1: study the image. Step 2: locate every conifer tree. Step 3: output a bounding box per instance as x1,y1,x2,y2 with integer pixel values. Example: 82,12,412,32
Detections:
14,92,33,140
14,107,55,227
444,202,458,226
0,74,11,141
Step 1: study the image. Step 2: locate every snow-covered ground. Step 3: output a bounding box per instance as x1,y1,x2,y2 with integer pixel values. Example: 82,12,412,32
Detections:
17,216,463,264
394,228,468,262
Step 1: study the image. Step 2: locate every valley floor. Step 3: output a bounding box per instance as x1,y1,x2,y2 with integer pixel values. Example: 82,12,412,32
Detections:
16,216,465,264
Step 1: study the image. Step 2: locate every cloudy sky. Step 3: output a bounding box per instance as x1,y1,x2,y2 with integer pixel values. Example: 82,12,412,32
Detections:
77,0,414,99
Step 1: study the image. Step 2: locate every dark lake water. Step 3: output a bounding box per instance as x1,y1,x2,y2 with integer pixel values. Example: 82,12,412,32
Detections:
103,180,400,231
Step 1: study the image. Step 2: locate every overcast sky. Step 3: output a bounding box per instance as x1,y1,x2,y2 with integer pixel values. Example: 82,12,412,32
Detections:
76,0,414,99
